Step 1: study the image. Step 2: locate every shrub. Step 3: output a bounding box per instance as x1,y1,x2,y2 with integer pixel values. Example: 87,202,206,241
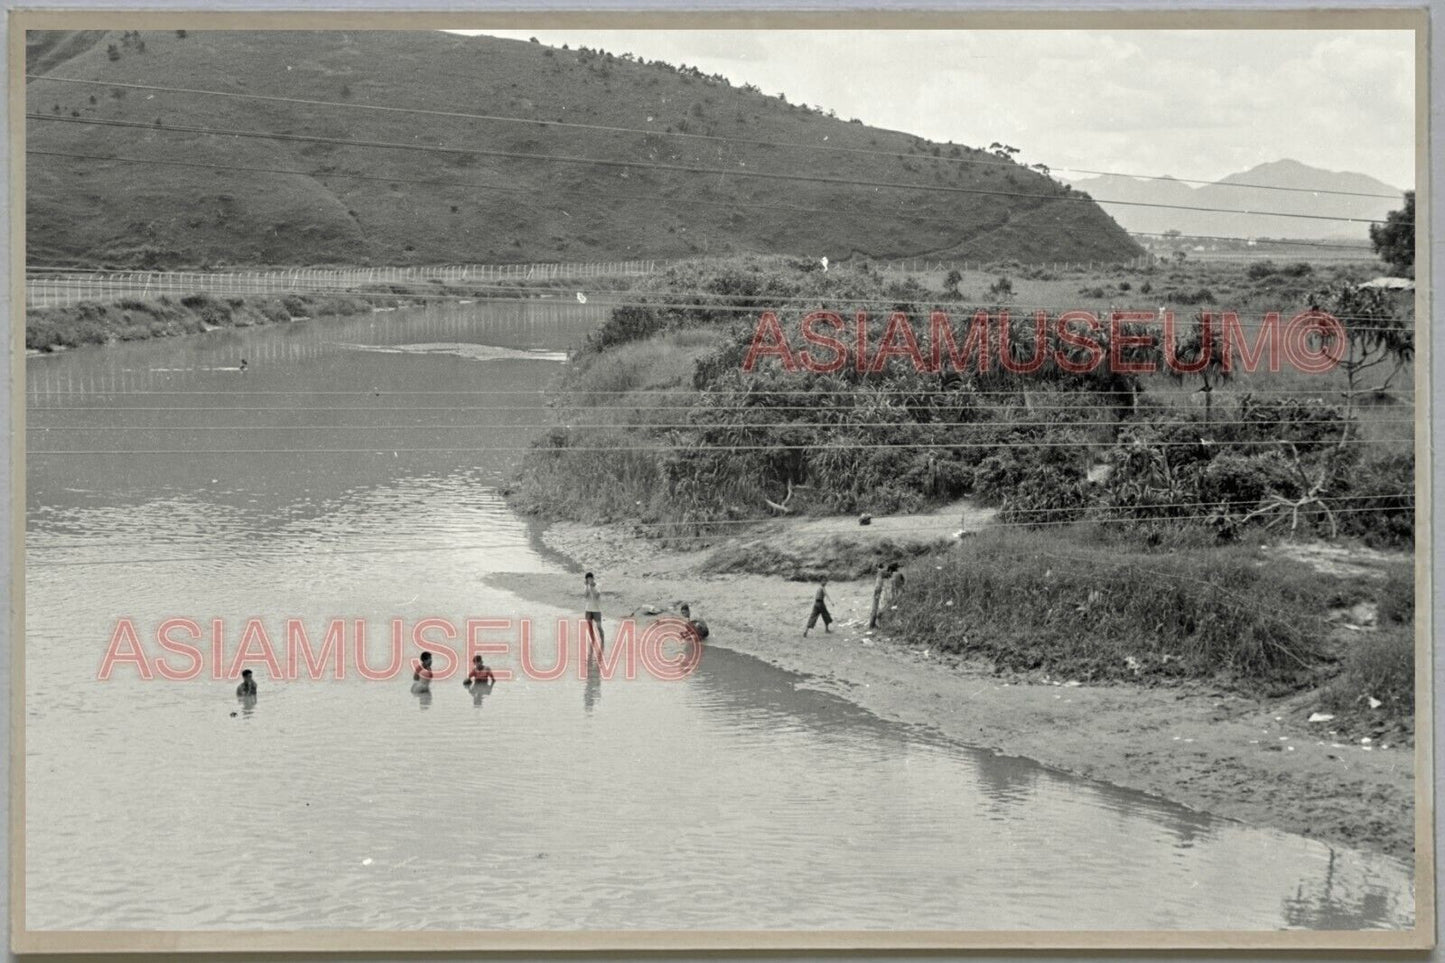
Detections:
888,528,1331,689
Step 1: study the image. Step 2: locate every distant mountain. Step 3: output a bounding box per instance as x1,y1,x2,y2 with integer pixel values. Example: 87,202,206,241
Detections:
26,30,1140,269
1070,159,1408,241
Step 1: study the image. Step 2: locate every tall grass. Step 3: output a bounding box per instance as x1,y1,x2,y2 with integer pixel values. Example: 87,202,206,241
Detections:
886,526,1335,690
1320,564,1415,733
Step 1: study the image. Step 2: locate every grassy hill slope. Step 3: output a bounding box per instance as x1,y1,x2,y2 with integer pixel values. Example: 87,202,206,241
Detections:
27,29,1141,269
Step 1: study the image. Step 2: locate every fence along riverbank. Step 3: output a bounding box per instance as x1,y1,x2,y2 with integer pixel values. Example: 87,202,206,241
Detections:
27,247,1381,309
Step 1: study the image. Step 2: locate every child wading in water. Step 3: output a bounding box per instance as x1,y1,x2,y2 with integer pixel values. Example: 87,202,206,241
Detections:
803,577,833,636
583,572,605,653
235,668,257,698
464,654,496,686
411,651,434,694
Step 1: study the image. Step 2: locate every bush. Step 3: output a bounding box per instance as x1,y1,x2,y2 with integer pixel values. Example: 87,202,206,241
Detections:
888,528,1331,689
1334,453,1414,548
1321,622,1413,735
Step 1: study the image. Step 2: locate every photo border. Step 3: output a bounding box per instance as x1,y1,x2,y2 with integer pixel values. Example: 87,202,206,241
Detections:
6,5,1434,954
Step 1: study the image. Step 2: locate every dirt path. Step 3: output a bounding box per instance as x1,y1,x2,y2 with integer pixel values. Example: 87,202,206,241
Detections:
490,517,1416,865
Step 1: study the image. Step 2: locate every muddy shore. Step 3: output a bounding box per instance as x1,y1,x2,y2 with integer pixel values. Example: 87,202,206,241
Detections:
490,518,1415,866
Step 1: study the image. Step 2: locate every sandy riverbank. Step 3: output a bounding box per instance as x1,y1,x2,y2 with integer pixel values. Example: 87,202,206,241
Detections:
490,516,1416,866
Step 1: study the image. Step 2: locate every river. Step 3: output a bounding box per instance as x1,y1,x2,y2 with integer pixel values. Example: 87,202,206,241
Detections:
23,299,1414,932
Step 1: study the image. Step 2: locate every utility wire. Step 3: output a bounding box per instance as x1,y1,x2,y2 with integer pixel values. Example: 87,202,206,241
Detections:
26,437,1405,455
19,283,1419,331
24,504,1411,568
21,148,1398,251
25,113,1401,225
25,417,1417,431
27,74,1408,201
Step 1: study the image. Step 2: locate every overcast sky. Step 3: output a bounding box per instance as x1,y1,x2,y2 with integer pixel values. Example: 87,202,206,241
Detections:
466,30,1415,190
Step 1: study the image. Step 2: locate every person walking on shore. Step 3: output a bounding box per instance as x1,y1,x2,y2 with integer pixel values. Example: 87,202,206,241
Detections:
868,565,887,630
803,577,833,637
583,572,605,654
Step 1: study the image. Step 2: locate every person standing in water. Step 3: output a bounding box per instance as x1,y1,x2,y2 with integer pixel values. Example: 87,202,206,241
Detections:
803,577,833,636
583,572,605,653
464,654,496,687
411,651,434,694
235,668,257,698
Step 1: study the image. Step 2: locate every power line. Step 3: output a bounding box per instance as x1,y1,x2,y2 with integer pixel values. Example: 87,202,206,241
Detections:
23,148,1395,253
20,282,1419,332
26,113,1400,225
22,386,1415,398
24,416,1416,431
24,490,1412,554
27,74,1408,202
25,437,1406,455
23,149,955,230
24,503,1411,569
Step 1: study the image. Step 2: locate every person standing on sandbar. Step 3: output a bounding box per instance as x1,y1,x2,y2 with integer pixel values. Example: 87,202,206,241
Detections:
803,577,833,637
583,572,605,653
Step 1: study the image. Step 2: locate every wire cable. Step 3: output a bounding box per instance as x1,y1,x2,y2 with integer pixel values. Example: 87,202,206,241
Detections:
25,113,1401,225
27,74,1408,201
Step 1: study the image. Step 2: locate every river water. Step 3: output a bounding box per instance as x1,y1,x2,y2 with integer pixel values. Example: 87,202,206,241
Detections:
24,300,1414,932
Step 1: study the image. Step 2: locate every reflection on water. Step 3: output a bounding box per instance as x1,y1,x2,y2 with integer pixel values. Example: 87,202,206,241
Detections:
584,656,602,715
24,301,1415,932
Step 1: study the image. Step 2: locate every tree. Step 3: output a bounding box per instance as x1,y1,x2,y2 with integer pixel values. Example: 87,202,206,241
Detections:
1167,312,1230,424
1369,191,1414,275
1310,283,1414,414
942,268,962,295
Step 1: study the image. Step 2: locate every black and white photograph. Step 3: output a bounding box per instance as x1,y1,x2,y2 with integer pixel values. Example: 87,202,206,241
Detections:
12,9,1430,952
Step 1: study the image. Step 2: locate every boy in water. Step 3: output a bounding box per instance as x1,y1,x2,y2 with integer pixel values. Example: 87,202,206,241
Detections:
464,654,496,686
411,651,434,694
235,668,257,698
803,577,833,637
583,572,605,653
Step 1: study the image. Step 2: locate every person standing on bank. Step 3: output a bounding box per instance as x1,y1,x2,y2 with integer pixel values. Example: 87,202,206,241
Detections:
583,572,605,653
803,577,833,637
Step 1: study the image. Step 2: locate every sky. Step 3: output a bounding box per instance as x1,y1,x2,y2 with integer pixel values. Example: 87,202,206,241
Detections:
464,29,1416,191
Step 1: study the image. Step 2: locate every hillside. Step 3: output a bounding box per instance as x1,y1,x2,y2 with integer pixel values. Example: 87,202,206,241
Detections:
25,29,1140,269
1070,160,1407,241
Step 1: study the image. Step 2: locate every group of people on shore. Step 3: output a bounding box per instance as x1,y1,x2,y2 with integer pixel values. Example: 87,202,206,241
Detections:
804,562,905,636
